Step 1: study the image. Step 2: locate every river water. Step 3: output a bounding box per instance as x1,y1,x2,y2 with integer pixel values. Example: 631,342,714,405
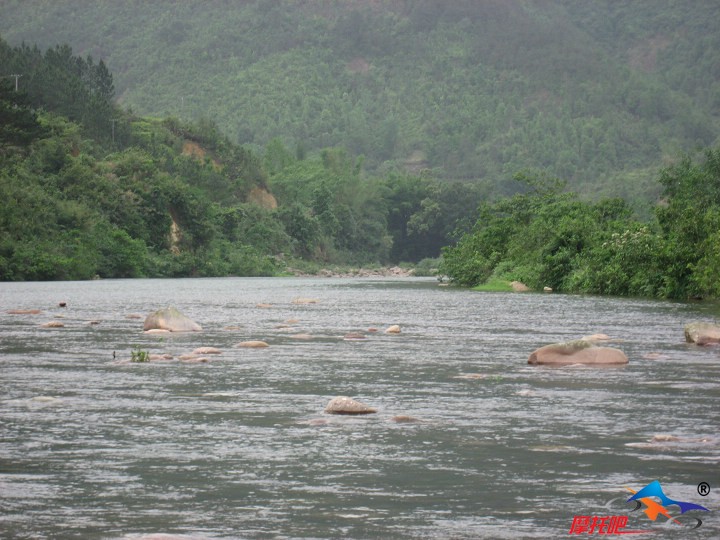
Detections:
1,277,718,539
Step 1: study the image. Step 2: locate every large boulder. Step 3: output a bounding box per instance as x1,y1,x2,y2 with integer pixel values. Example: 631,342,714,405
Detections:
324,396,377,415
684,322,720,345
143,307,202,332
528,339,628,366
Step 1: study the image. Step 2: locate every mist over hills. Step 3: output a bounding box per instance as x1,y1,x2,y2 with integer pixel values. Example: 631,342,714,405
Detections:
2,0,718,199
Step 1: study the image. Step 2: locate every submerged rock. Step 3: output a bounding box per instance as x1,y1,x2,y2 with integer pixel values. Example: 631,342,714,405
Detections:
181,356,210,363
148,354,174,362
324,396,377,415
453,373,487,380
642,352,668,360
684,322,720,345
528,339,628,366
235,340,269,348
625,433,715,448
7,309,42,315
302,418,330,426
391,415,420,423
41,321,65,328
192,347,222,355
143,307,202,333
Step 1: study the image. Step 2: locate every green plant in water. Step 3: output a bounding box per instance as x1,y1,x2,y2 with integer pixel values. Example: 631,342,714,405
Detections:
130,346,150,363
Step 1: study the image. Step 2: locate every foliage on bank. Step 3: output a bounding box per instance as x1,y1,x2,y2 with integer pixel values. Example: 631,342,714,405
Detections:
440,148,720,300
0,37,482,281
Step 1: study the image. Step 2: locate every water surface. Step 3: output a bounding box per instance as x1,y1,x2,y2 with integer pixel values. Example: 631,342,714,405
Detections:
1,278,718,538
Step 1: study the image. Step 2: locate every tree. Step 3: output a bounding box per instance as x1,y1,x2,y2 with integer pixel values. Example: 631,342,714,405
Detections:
0,80,46,154
656,147,720,298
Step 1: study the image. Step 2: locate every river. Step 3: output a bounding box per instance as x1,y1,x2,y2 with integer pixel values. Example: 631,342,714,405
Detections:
1,277,718,539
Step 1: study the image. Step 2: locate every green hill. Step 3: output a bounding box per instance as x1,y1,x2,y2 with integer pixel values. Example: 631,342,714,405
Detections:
2,0,718,199
1,34,486,279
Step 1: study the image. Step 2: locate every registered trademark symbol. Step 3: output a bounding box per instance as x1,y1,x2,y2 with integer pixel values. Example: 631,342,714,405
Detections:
698,482,710,496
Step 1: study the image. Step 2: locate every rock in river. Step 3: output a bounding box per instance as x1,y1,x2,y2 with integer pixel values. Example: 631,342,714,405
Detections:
41,321,65,328
143,307,202,333
192,347,222,355
684,322,720,345
528,339,628,366
325,396,377,415
235,340,269,348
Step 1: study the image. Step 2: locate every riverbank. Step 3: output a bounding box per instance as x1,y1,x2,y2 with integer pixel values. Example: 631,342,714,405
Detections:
287,265,416,278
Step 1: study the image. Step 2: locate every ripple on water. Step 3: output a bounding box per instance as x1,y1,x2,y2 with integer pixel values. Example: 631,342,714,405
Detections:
1,278,719,538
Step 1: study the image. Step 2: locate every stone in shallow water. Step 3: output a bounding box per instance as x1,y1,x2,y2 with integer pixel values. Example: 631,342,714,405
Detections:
143,307,201,332
528,339,628,366
324,396,377,415
41,321,64,328
292,297,319,304
235,340,269,348
685,322,720,345
192,347,222,355
391,415,420,423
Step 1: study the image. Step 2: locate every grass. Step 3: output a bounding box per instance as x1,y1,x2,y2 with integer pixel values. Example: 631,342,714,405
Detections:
472,277,515,292
130,346,150,363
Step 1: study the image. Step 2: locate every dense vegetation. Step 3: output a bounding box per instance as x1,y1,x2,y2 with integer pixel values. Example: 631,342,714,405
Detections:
2,2,719,300
0,36,479,280
2,1,718,199
440,147,720,300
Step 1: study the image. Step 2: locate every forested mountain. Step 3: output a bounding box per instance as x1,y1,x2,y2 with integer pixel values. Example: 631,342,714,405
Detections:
1,35,482,279
2,0,718,199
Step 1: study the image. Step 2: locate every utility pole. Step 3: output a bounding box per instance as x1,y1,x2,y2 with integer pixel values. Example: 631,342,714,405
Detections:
111,118,117,144
9,74,22,91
